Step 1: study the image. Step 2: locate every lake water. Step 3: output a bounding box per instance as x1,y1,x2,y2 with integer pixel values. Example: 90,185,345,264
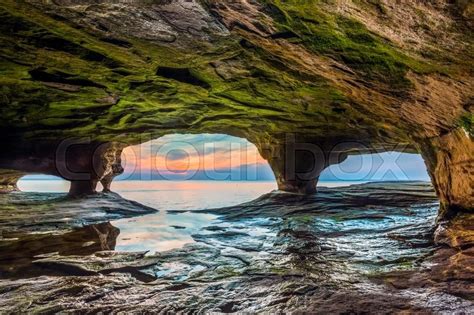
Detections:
17,180,368,253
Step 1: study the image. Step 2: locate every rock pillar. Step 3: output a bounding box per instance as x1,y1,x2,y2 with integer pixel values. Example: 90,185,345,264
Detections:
258,135,348,194
419,129,473,220
100,145,125,193
52,139,125,196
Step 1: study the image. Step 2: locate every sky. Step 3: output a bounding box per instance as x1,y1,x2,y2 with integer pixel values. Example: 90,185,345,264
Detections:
118,134,271,181
22,134,430,182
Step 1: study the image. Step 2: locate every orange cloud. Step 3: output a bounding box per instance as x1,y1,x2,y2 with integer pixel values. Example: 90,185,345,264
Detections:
121,138,268,175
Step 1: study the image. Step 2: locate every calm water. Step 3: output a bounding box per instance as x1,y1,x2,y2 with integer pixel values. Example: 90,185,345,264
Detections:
17,180,367,253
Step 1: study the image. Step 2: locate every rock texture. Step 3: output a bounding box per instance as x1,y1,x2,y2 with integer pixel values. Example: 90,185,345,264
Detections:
0,140,125,195
420,129,474,219
1,182,472,313
0,191,156,233
0,170,24,192
0,1,472,215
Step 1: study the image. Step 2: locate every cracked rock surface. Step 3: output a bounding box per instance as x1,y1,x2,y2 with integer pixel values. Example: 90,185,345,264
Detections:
0,182,472,313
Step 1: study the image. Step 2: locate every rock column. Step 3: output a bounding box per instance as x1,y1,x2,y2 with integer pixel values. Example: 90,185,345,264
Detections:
99,145,125,193
258,135,348,194
419,129,473,220
60,141,125,196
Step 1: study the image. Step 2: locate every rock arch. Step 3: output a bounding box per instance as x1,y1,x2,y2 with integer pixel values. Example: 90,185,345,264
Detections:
0,0,472,222
2,130,471,223
0,141,124,196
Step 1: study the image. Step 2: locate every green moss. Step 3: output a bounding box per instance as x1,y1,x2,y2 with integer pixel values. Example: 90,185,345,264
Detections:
459,113,473,137
261,0,441,90
0,0,415,147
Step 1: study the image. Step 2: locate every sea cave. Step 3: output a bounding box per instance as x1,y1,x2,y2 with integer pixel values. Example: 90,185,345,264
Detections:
0,0,473,313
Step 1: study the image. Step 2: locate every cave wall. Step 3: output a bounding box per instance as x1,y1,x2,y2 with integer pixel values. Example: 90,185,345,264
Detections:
420,129,474,220
0,0,472,216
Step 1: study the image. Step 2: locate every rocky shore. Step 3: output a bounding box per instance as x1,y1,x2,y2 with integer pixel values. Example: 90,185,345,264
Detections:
0,182,472,313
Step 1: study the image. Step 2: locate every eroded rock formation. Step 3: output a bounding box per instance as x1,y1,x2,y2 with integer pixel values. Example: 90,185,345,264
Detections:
257,136,350,194
0,170,24,192
0,140,125,195
0,1,472,217
420,129,474,219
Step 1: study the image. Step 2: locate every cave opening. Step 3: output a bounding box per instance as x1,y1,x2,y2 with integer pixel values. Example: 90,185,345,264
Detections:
118,134,275,182
318,151,430,186
111,133,277,209
17,175,70,193
14,144,432,199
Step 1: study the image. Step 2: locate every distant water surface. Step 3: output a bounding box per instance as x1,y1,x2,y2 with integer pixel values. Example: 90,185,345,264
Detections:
18,180,370,209
17,180,369,253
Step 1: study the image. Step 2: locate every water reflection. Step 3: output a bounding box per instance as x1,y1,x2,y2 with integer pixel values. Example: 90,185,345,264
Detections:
112,211,217,253
0,222,120,278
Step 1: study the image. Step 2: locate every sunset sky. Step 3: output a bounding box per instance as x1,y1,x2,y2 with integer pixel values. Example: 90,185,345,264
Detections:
21,134,430,182
118,134,271,181
117,134,430,181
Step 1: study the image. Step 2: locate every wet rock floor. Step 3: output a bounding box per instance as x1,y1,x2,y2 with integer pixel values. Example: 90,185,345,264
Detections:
0,182,472,313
